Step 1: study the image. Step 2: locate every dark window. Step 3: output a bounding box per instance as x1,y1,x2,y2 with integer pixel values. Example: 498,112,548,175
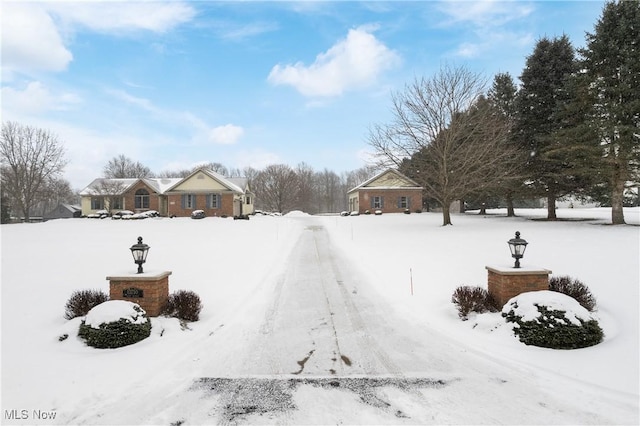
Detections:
181,194,196,209
371,196,384,209
112,197,123,210
398,196,409,209
91,198,103,210
135,189,150,209
207,194,221,209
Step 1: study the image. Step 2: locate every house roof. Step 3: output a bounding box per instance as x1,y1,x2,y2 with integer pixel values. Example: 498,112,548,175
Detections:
80,170,249,197
79,177,183,196
79,178,139,196
347,168,422,194
44,203,81,219
51,203,81,213
227,177,249,191
164,168,245,194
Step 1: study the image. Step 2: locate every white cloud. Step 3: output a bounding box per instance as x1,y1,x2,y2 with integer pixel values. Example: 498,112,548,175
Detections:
268,25,401,97
106,89,159,113
209,124,244,145
1,3,73,75
437,1,535,60
47,1,196,34
438,0,533,27
1,81,81,114
212,21,279,41
1,2,195,78
234,149,281,170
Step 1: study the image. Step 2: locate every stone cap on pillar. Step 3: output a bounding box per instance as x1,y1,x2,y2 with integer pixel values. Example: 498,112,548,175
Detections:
106,271,172,281
486,265,552,275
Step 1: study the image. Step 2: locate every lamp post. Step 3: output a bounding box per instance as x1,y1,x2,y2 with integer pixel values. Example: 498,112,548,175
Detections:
130,236,150,274
507,231,528,268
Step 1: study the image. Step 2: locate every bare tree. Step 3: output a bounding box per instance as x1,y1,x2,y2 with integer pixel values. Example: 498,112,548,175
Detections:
156,168,190,178
103,154,152,178
242,166,259,184
90,179,129,213
253,164,299,213
197,162,228,176
368,65,521,225
295,162,316,214
315,168,342,213
1,121,67,221
34,176,76,216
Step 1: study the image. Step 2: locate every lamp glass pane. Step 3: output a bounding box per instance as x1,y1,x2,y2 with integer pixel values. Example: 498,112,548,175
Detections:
131,248,143,262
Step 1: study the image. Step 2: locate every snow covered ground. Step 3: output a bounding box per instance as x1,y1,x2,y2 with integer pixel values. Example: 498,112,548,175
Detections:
1,208,638,425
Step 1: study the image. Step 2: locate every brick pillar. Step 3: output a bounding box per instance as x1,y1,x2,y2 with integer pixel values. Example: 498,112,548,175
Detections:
107,271,171,316
486,266,551,307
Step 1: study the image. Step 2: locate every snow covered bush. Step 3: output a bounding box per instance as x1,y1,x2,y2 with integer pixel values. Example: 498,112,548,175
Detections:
162,290,202,322
549,275,597,312
64,289,109,320
451,286,499,320
78,300,151,349
502,291,603,349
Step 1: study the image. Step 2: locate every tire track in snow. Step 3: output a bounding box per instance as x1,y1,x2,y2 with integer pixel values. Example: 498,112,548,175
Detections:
310,224,402,376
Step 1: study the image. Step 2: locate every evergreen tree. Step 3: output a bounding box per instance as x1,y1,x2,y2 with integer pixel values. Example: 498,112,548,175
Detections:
515,35,578,219
486,72,526,216
579,0,640,224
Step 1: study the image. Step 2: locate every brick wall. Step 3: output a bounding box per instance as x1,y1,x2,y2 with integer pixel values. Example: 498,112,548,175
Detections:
123,181,160,213
487,267,550,307
108,273,170,316
358,189,423,214
166,193,235,217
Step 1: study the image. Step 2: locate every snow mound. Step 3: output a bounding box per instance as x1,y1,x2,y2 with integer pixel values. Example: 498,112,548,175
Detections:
502,290,596,325
84,300,147,329
285,210,310,217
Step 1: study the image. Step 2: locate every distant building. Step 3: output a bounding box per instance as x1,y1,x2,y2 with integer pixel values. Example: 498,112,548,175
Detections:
347,169,423,214
44,203,82,220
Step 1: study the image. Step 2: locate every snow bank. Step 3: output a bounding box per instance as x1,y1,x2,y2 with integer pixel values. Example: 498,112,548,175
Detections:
503,290,597,325
284,210,310,217
84,300,147,328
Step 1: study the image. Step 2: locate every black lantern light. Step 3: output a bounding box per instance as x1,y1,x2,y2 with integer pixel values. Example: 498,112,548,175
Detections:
507,231,528,268
130,236,150,274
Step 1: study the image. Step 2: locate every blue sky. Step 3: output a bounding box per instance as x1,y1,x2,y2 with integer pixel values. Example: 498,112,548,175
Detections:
1,1,606,189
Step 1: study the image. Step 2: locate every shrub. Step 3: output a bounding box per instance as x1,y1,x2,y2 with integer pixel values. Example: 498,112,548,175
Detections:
162,290,203,322
549,275,597,312
78,301,151,349
64,289,109,320
451,286,499,320
502,291,603,349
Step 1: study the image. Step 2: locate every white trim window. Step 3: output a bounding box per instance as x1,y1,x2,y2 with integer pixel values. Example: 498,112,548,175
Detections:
398,196,410,209
371,196,384,209
207,193,221,209
181,194,196,209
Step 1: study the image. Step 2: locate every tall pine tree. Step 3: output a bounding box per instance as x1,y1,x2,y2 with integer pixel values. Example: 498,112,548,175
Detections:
580,0,640,224
487,72,525,216
516,35,578,219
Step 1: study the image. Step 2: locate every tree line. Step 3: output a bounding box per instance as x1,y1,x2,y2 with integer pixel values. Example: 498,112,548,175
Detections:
369,0,639,225
2,1,637,224
99,154,378,215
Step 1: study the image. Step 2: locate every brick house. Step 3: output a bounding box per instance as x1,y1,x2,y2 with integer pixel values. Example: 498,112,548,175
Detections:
79,168,254,217
164,168,254,217
347,169,423,214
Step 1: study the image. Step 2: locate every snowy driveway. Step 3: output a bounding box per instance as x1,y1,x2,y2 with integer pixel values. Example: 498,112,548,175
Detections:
184,218,623,424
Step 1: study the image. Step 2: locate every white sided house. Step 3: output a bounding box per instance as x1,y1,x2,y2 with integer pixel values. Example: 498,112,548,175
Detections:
347,169,423,214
